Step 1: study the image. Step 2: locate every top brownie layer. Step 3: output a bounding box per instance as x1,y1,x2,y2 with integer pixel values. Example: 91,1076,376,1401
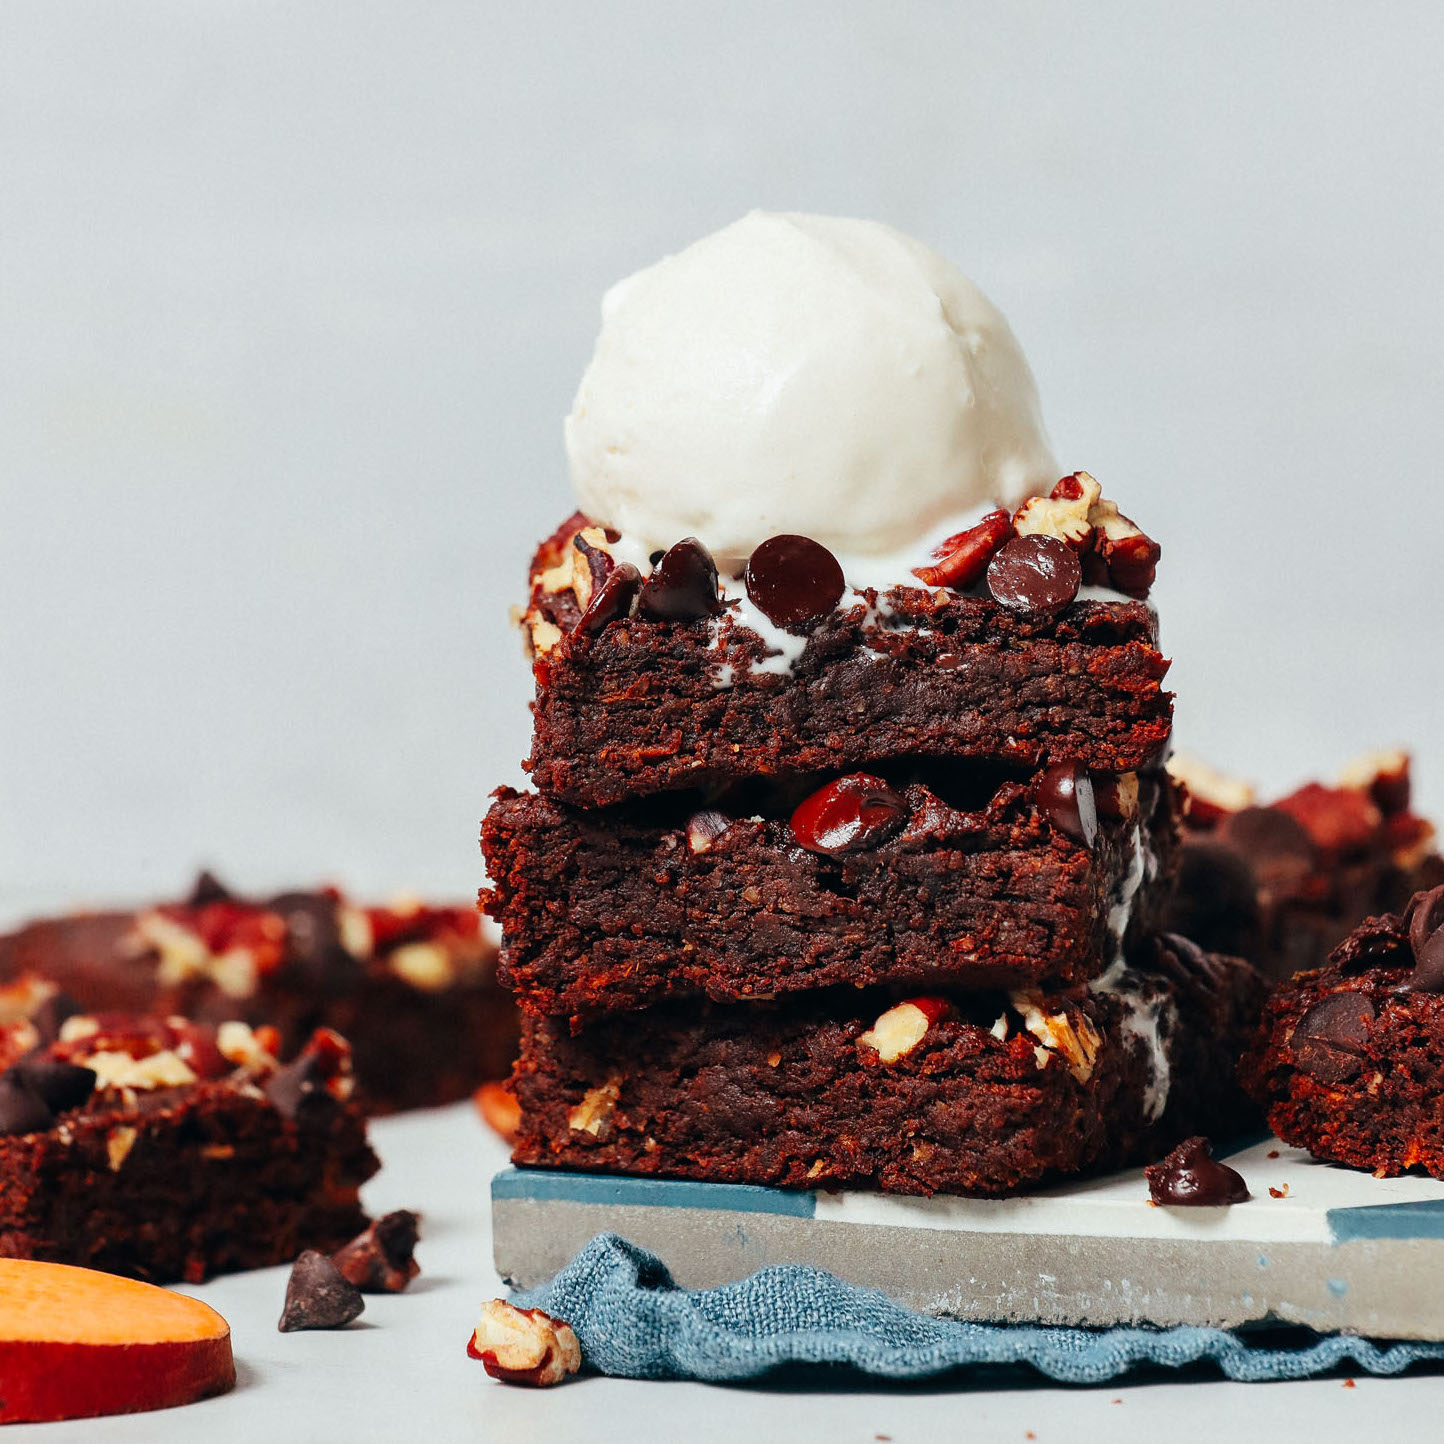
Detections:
522,513,1173,807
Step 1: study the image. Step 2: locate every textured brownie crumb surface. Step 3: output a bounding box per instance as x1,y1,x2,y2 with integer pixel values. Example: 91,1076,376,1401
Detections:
510,941,1262,1198
0,1011,378,1282
484,769,1181,1010
1241,896,1444,1177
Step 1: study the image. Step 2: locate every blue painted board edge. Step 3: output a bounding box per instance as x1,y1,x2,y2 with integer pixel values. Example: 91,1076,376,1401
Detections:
492,1166,817,1218
1328,1198,1444,1242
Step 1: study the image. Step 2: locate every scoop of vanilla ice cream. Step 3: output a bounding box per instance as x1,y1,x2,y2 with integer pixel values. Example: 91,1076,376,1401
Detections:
565,211,1058,568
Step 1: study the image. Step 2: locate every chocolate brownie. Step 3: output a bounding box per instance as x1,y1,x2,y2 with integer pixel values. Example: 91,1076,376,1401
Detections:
510,936,1264,1197
1165,752,1441,982
0,875,517,1113
1241,887,1444,1178
0,994,378,1282
485,766,1180,1011
521,511,1172,809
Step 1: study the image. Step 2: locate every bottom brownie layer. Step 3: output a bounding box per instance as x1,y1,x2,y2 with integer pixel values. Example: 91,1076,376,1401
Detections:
1240,900,1444,1178
511,937,1264,1197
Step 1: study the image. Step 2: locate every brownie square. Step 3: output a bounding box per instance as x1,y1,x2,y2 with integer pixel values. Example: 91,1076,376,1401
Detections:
484,767,1180,1011
0,878,517,1113
0,1002,378,1282
1241,890,1444,1178
522,516,1173,807
510,936,1264,1198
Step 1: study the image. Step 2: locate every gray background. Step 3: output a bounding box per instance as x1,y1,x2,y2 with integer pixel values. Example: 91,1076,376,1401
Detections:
3,0,1442,911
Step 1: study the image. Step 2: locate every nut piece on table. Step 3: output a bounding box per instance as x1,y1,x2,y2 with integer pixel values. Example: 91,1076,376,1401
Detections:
467,1299,581,1387
332,1210,421,1293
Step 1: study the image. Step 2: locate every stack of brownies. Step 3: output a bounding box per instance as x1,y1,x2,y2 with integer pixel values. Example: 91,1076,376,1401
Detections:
484,472,1266,1197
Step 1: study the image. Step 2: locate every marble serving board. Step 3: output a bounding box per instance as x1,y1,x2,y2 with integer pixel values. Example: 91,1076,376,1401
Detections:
492,1137,1444,1339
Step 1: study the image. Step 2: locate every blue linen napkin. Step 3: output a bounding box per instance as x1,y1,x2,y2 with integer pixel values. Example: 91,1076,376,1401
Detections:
517,1233,1444,1384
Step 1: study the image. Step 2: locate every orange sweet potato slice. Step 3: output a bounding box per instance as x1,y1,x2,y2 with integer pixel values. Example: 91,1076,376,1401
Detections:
0,1258,235,1423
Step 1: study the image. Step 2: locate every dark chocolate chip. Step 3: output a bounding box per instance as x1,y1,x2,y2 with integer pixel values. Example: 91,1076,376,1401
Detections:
333,1209,421,1293
278,1250,366,1332
790,774,908,855
985,534,1082,617
29,992,84,1046
268,891,352,984
1145,1136,1250,1206
264,1054,336,1125
0,1074,56,1136
1292,992,1375,1083
745,534,846,628
8,1059,96,1114
1400,889,1444,991
1217,807,1317,893
1406,885,1444,963
639,537,721,621
1404,930,1444,993
1035,762,1098,848
576,562,642,635
187,870,234,906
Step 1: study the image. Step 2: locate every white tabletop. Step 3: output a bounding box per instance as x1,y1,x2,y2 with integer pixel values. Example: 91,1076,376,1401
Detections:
7,1103,1441,1444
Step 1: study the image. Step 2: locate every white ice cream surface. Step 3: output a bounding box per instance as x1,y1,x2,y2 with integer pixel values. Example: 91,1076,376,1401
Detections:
566,211,1058,566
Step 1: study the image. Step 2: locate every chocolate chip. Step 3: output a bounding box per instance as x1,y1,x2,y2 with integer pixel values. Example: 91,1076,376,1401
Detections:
8,1060,96,1114
268,891,351,984
29,992,83,1046
187,870,234,906
332,1210,421,1293
264,1054,336,1125
790,774,907,855
639,538,721,621
1406,885,1444,962
985,534,1081,617
0,1074,55,1136
745,535,845,628
1148,932,1226,992
1292,992,1375,1083
278,1250,365,1332
576,562,642,635
1035,762,1098,848
1400,890,1444,992
1145,1136,1250,1206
